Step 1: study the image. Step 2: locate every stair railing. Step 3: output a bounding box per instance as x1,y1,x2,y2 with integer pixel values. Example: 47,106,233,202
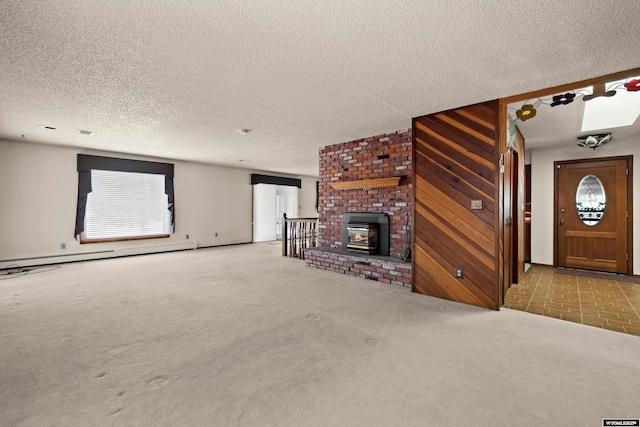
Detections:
281,214,318,259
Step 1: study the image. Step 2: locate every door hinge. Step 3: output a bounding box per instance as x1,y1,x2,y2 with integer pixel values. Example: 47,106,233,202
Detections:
626,168,629,176
627,211,629,219
627,253,629,261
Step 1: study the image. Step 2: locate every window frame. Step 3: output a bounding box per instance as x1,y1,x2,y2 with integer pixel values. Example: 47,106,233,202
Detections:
74,154,175,243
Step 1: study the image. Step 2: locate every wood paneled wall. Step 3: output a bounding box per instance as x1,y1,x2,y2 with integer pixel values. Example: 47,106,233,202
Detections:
412,101,500,310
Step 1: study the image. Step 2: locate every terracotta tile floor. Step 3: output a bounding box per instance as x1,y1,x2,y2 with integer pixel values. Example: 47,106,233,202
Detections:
505,265,640,337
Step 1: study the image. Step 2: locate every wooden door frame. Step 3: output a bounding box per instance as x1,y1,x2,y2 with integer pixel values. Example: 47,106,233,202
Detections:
524,164,531,262
499,147,520,305
499,150,511,306
553,155,633,275
510,148,519,283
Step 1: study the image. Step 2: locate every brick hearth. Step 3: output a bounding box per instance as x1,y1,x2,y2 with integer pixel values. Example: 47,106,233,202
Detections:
305,247,412,288
305,129,413,287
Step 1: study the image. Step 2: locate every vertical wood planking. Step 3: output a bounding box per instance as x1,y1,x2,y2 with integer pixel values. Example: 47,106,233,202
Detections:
412,101,500,310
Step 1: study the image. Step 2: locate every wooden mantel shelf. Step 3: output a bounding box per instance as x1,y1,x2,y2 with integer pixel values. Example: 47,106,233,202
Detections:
330,177,401,190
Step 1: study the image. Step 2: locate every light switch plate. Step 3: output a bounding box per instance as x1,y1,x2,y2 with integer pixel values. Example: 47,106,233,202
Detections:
471,200,483,210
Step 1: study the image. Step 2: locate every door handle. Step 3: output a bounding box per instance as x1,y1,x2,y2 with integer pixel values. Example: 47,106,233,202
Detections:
560,219,565,225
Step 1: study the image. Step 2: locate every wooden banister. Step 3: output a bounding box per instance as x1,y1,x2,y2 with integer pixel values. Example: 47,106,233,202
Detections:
281,214,318,259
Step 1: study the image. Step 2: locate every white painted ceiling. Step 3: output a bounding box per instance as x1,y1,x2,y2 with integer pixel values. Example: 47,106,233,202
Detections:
1,0,640,177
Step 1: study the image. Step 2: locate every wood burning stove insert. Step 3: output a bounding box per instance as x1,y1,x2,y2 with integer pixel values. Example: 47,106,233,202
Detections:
346,223,378,254
341,212,390,256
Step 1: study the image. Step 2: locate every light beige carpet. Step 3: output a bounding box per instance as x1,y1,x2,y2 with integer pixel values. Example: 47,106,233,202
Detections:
1,243,639,426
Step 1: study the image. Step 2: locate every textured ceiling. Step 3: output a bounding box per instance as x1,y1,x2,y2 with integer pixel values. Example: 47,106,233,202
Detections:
1,0,639,176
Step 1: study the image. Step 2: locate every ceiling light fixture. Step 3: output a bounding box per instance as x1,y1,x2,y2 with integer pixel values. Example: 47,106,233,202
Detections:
576,133,612,150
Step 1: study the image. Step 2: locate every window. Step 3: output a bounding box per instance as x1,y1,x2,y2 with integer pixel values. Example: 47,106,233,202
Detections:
82,170,170,241
576,174,606,226
75,155,175,242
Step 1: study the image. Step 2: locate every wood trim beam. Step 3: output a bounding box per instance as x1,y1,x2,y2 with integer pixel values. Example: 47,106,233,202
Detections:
500,67,640,105
329,177,402,190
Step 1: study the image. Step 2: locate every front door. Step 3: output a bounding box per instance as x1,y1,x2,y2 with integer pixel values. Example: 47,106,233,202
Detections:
556,157,630,274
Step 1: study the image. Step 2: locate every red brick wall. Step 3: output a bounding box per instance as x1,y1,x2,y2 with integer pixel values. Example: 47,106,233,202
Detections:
318,130,413,258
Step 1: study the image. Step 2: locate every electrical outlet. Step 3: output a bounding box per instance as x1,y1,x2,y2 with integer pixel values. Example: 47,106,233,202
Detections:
215,232,218,237
186,234,189,239
60,243,66,250
455,267,463,279
471,199,483,210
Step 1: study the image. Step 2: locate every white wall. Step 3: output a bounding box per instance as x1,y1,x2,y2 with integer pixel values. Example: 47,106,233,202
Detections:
530,136,639,273
0,138,318,268
298,176,318,218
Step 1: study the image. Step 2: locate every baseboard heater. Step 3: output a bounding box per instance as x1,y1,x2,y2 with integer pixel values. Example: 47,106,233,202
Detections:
1,250,115,264
115,242,196,257
1,242,196,268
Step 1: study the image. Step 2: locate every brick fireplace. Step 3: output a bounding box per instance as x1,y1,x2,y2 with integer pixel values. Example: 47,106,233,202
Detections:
305,130,413,287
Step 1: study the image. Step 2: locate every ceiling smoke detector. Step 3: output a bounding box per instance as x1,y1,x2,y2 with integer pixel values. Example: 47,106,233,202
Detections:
78,129,94,136
238,129,251,134
576,133,612,150
38,125,57,130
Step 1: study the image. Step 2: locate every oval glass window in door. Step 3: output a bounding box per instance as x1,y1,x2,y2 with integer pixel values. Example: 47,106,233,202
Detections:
575,174,606,226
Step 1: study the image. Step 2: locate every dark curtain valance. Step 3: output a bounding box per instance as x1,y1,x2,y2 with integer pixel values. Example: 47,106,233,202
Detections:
165,176,175,231
250,173,301,188
77,154,174,177
74,154,175,238
74,170,93,238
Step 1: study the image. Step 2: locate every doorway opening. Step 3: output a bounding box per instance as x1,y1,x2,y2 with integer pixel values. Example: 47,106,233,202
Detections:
252,183,299,242
500,67,640,332
501,67,639,285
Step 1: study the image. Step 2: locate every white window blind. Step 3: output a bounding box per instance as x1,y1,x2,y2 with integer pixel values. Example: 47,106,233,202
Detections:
82,170,169,241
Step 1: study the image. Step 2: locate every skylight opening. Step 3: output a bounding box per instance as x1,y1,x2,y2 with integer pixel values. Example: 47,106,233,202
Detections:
581,77,640,132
